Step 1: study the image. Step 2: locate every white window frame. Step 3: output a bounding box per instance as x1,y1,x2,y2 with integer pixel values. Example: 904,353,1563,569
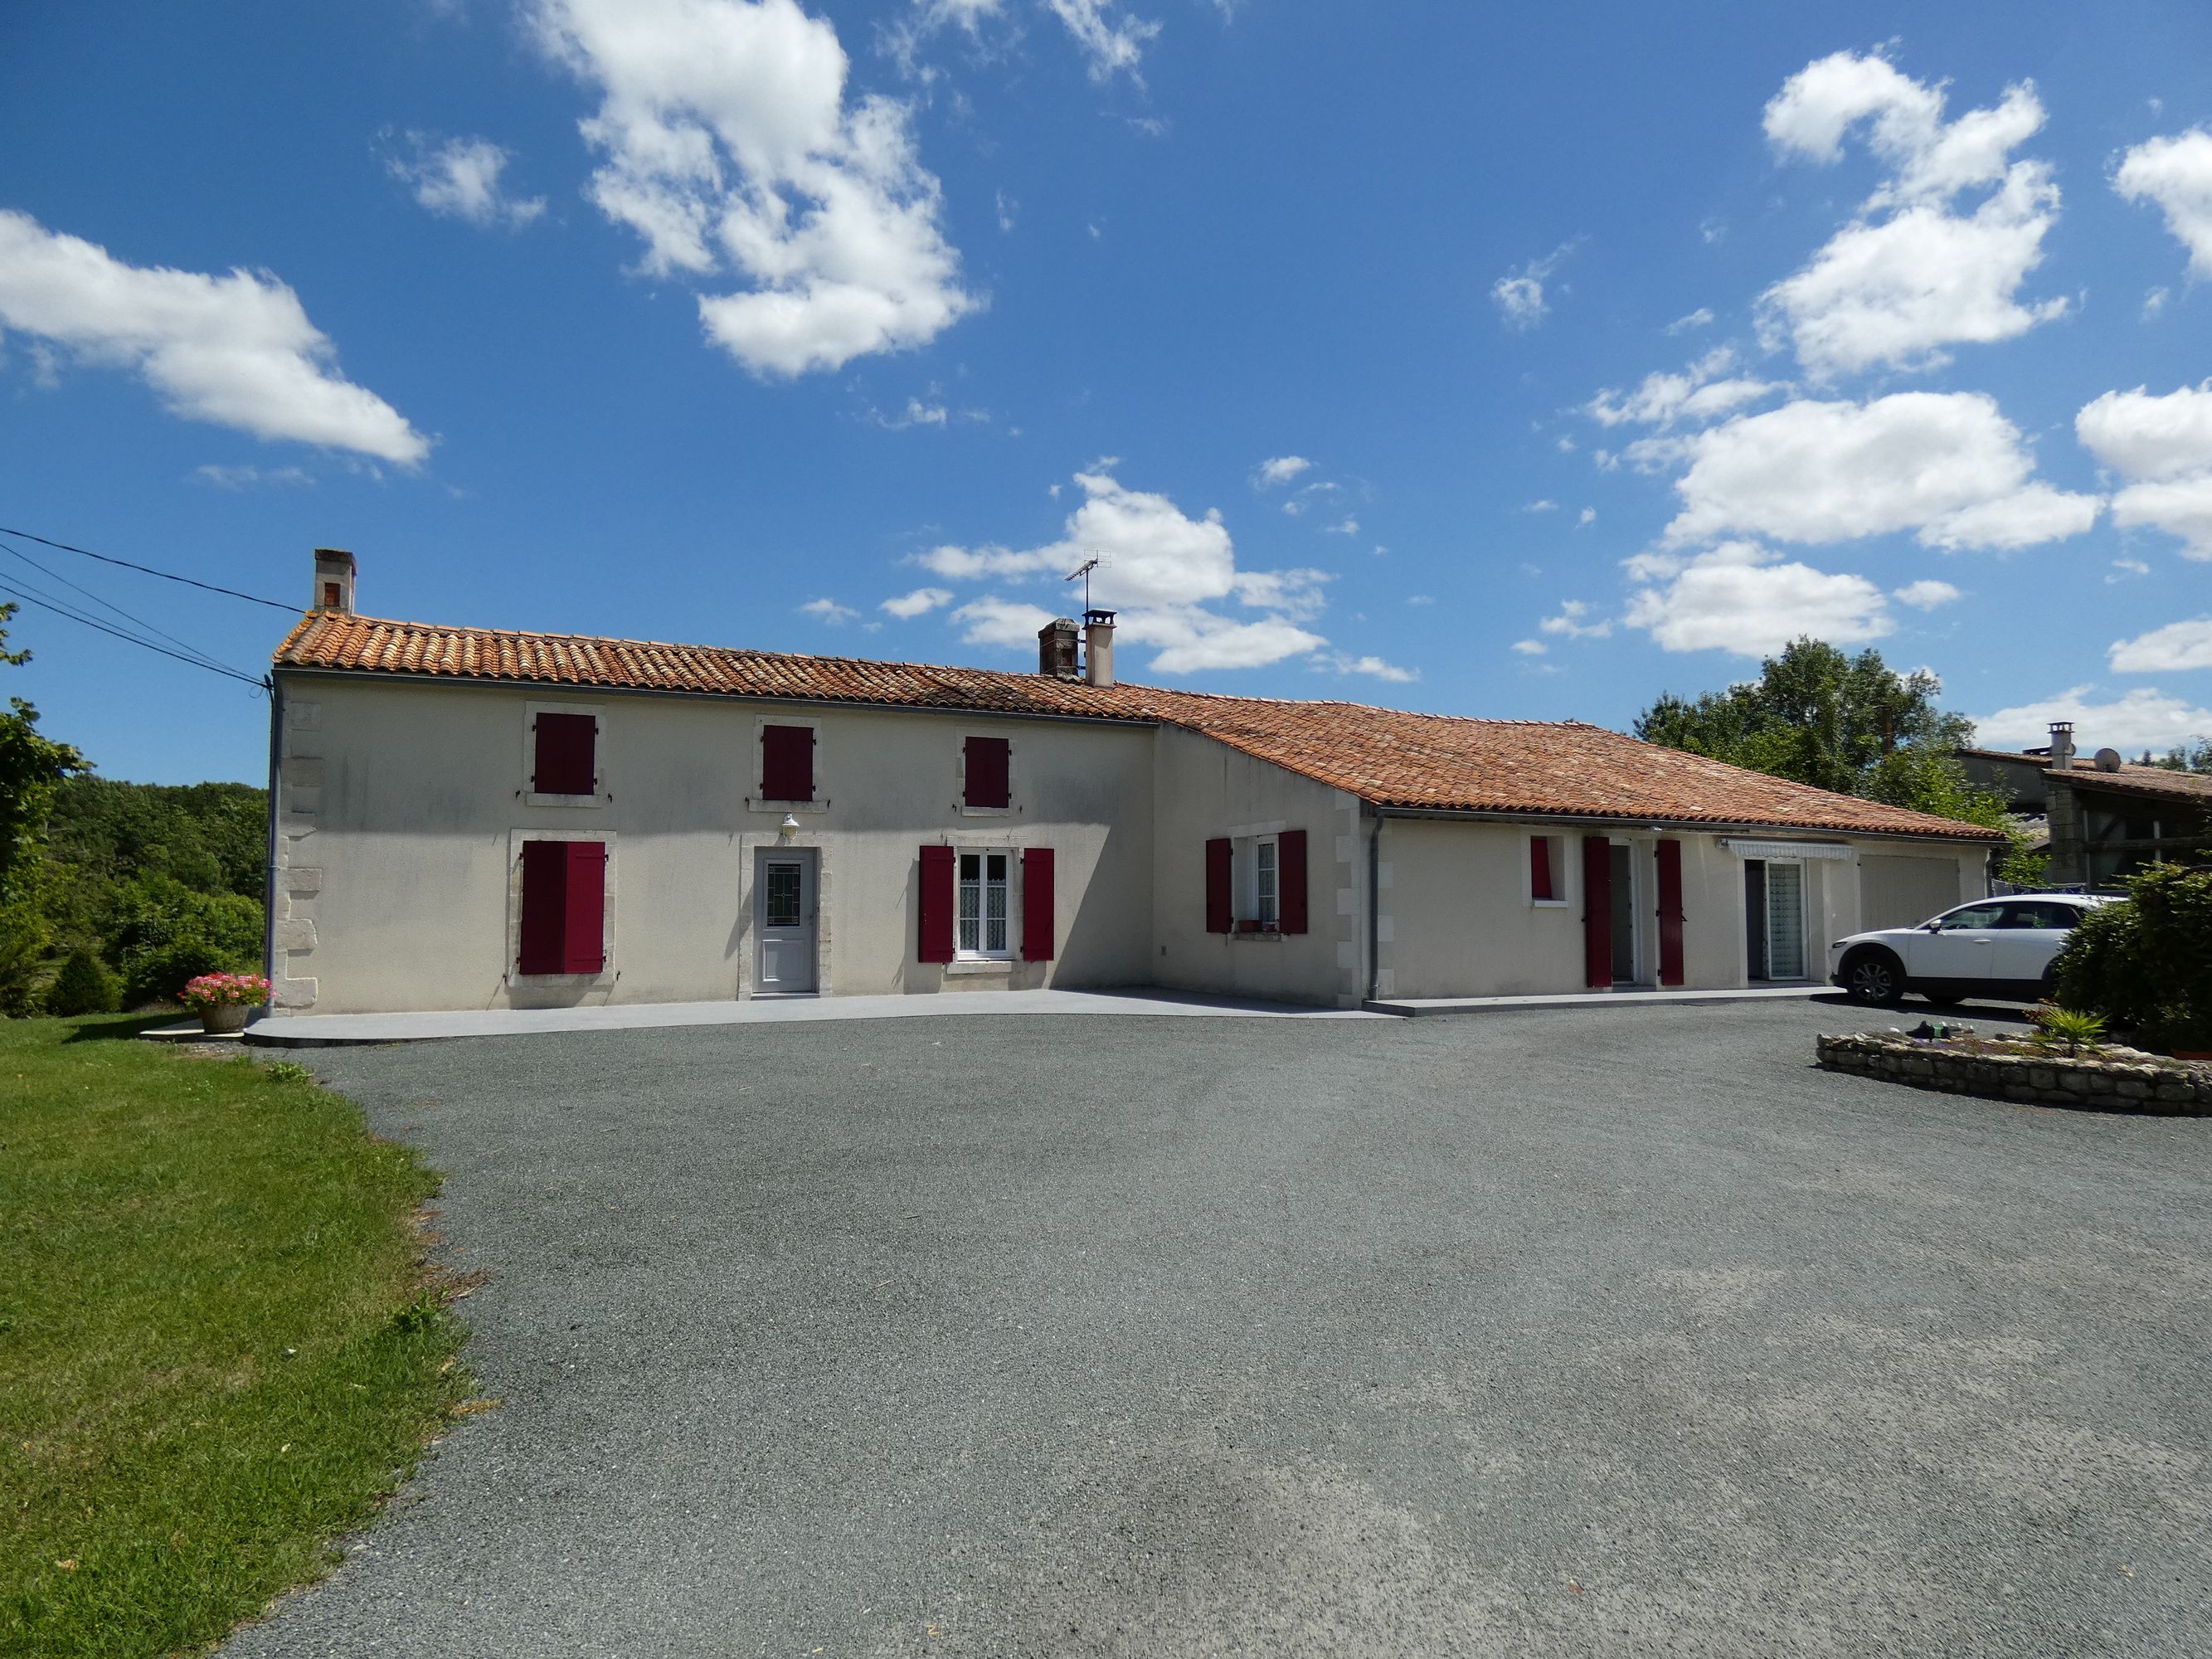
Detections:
1229,831,1283,935
955,731,1018,817
1526,831,1572,908
1757,855,1810,982
954,846,1017,961
523,700,604,809
505,828,617,986
747,713,827,814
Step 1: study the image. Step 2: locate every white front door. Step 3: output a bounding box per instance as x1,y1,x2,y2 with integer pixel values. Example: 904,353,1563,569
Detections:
1765,862,1806,980
755,850,818,995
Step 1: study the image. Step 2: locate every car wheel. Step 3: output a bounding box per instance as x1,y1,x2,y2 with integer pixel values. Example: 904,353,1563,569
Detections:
1841,948,1903,1008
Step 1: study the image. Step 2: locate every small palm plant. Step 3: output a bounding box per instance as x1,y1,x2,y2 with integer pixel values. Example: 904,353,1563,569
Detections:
2029,1002,2108,1058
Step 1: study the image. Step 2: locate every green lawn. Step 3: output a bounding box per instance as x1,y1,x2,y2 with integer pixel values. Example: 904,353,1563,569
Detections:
0,1015,471,1657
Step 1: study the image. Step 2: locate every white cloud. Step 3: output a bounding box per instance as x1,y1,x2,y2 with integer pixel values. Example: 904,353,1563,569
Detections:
193,463,313,489
2109,557,2151,582
1325,515,1359,536
2077,382,2212,557
533,0,978,377
1665,307,1715,334
951,593,1055,648
1972,685,2212,752
1491,241,1577,332
1511,639,1547,656
1587,346,1782,429
1314,651,1417,684
0,211,429,464
1577,507,1596,527
2113,129,2212,277
994,190,1016,233
800,596,859,623
919,467,1333,674
1759,51,2064,376
1252,455,1310,488
1625,541,1894,656
880,585,953,618
2111,617,2212,674
1892,578,1962,610
1043,0,1159,82
2145,286,2171,320
387,134,547,229
1538,599,1611,640
1524,499,1558,513
1661,392,2098,552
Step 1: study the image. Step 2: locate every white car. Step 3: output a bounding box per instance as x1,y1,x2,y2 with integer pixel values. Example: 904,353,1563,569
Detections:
1828,893,2116,1008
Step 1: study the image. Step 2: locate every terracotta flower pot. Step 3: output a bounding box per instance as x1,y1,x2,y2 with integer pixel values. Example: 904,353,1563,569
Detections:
198,1003,250,1034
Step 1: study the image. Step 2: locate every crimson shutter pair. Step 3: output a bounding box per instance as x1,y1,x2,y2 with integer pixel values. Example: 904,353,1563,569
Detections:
518,840,606,975
1579,834,1685,988
1203,830,1309,934
761,724,814,802
532,713,596,795
917,845,1054,962
963,736,1010,809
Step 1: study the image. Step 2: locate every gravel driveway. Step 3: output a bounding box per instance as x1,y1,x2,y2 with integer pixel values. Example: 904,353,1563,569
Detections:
226,999,2212,1657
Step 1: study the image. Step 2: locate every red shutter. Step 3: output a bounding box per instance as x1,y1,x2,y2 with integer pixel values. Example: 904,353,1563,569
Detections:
1022,846,1054,961
965,737,1010,809
532,713,596,795
1581,834,1612,988
1278,829,1309,934
562,842,606,973
1530,836,1554,902
518,839,566,974
918,844,955,963
761,724,814,802
1656,838,1685,987
1205,838,1232,934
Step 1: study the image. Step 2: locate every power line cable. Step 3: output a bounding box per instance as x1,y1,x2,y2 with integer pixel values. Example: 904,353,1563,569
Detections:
0,533,246,679
0,580,267,691
0,523,298,612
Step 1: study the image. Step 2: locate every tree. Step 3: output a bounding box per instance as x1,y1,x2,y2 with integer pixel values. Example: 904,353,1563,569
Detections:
0,604,86,903
2146,738,2212,774
1637,638,2039,883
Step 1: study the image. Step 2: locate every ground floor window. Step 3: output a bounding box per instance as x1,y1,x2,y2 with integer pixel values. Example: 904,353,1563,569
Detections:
958,851,1011,957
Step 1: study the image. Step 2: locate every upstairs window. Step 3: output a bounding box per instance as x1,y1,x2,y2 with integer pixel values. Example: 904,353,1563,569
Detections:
964,736,1011,810
761,723,815,802
532,712,597,798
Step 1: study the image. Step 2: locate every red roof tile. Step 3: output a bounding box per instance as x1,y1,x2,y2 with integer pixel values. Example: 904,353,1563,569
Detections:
1958,747,2212,807
275,611,2001,842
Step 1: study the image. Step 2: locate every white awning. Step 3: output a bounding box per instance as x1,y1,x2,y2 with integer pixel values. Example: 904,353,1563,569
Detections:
1718,838,1855,862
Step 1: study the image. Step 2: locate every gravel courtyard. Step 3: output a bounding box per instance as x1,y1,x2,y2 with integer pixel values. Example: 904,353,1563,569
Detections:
227,1000,2212,1658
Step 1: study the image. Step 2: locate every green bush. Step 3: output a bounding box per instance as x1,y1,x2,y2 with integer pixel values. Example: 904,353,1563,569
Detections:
0,902,48,1017
44,947,118,1016
2051,864,2212,1048
110,875,264,1009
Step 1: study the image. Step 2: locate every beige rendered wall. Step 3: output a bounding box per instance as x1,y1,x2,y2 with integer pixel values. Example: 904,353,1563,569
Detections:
1149,726,1364,1007
269,674,1155,1015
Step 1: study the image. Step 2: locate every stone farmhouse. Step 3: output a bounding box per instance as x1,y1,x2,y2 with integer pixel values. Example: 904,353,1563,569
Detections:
262,550,2001,1017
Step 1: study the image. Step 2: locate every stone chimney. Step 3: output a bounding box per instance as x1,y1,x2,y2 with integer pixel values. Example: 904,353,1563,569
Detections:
313,547,356,613
2048,719,2075,771
1083,608,1116,688
1038,616,1080,678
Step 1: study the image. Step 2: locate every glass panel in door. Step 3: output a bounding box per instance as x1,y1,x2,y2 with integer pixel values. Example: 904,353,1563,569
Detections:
1766,863,1806,980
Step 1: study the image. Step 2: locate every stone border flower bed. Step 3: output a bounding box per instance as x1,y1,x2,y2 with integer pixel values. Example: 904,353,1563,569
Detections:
1816,1032,2212,1115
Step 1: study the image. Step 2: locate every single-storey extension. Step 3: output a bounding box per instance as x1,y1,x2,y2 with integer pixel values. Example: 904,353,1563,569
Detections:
263,549,2000,1016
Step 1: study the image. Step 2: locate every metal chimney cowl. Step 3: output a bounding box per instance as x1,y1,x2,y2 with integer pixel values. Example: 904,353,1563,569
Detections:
1037,616,1080,678
1083,609,1116,688
2047,719,2075,771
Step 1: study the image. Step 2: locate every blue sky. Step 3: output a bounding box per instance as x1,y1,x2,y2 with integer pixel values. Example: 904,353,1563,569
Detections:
2,0,2209,785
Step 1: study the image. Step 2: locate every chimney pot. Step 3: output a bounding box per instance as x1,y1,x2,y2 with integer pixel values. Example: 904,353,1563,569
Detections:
1083,608,1116,688
2048,719,2074,771
313,547,356,614
1037,616,1080,679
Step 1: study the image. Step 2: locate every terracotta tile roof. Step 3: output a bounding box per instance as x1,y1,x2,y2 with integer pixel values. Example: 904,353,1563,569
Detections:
275,611,2001,842
1958,747,2212,807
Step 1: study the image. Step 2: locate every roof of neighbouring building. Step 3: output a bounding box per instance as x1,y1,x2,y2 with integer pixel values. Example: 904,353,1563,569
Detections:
1957,747,2212,808
274,611,2002,841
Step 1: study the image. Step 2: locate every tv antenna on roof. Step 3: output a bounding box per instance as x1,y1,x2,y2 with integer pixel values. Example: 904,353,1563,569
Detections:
1065,554,1106,612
